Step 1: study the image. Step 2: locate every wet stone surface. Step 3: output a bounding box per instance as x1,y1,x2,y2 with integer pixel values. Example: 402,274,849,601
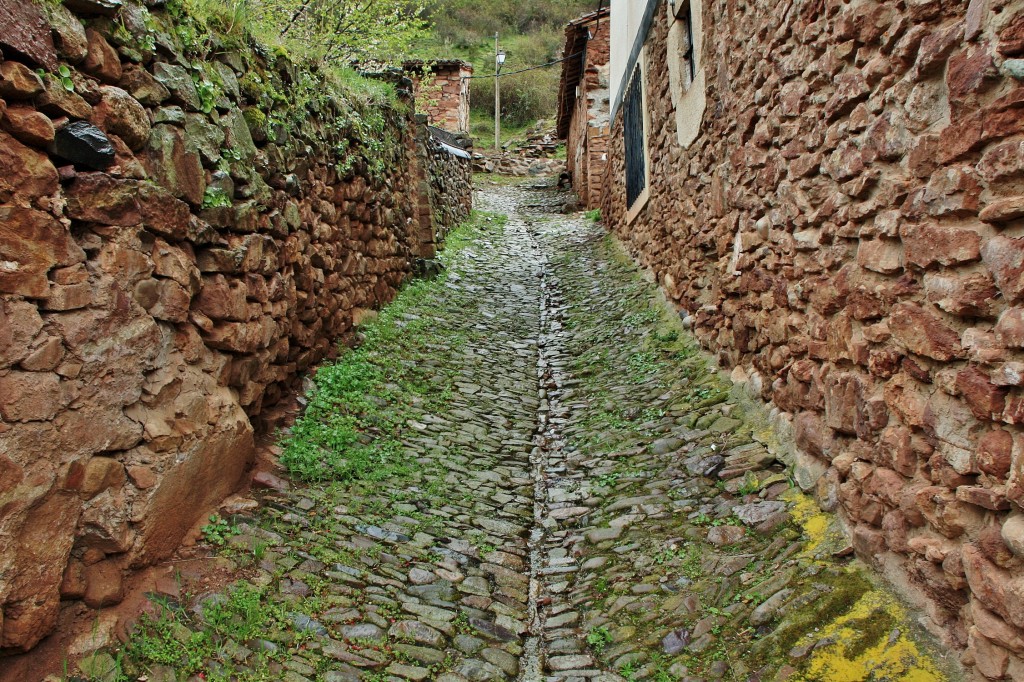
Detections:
110,183,953,682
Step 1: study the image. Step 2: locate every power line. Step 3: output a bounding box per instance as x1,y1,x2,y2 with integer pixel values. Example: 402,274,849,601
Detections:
460,0,607,81
461,51,584,80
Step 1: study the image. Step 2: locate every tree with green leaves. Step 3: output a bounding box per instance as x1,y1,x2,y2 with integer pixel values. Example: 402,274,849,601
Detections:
262,0,430,64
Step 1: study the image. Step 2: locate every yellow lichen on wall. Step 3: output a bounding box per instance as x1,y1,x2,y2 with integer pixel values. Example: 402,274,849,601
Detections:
781,489,952,681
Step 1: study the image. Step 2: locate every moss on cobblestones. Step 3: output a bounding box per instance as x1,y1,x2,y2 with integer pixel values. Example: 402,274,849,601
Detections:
101,186,955,682
279,211,505,483
533,200,956,682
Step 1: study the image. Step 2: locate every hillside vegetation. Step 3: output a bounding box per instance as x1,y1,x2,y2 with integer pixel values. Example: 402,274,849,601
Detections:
159,0,598,144
423,0,598,143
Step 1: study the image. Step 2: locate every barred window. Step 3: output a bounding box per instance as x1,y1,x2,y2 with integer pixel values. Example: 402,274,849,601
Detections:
623,64,647,210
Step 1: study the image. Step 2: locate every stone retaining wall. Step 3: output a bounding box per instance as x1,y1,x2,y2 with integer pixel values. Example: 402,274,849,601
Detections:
473,153,567,177
420,131,473,251
602,0,1024,676
0,0,469,653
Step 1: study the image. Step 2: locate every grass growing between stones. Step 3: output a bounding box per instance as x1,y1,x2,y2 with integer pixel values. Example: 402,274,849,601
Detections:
537,218,952,681
279,210,507,483
107,209,524,682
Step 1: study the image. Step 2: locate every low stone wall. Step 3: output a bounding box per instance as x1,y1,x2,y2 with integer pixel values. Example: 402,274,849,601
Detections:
473,152,567,177
413,125,473,250
0,0,469,653
602,0,1024,676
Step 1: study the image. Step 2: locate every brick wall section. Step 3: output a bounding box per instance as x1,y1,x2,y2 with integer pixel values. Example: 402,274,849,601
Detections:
0,0,470,653
567,18,611,209
601,0,1024,677
411,63,473,133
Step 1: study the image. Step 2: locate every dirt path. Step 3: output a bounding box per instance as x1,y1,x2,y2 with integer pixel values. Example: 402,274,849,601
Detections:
72,183,957,682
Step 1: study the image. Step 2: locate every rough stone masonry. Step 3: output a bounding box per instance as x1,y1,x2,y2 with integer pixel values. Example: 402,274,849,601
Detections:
0,0,470,654
601,0,1024,678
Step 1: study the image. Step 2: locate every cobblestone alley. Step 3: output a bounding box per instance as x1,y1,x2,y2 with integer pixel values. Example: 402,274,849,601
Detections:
84,184,962,682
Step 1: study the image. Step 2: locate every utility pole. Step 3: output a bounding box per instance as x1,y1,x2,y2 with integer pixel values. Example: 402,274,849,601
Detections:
494,32,501,152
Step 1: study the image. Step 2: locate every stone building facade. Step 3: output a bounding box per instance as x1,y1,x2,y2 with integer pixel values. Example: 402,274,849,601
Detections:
602,0,1024,678
406,60,473,133
0,0,470,654
557,8,611,209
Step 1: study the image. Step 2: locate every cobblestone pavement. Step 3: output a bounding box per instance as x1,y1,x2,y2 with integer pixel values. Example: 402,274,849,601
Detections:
104,184,957,682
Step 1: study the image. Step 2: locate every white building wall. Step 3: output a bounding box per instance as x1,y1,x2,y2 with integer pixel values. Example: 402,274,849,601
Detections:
609,0,655,107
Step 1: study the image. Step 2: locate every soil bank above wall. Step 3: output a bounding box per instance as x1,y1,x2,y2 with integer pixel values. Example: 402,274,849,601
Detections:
0,0,470,653
602,0,1024,678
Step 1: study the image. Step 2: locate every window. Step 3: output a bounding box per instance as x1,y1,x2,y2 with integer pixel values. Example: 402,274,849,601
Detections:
667,0,706,148
623,64,647,210
679,1,696,82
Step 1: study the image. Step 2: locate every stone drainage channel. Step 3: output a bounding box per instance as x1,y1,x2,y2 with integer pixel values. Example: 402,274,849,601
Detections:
521,217,570,681
478,192,591,681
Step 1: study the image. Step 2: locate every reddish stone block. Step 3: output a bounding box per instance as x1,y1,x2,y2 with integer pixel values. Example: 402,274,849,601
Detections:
194,275,250,322
980,196,1024,224
916,485,981,538
956,486,1011,511
0,206,84,298
36,76,92,120
979,140,1024,182
913,24,964,78
148,280,191,323
824,72,869,121
957,366,1008,420
924,272,999,318
0,105,55,148
962,544,1024,629
824,372,864,435
0,130,59,205
794,411,833,460
998,13,1024,56
65,173,142,226
0,61,44,101
92,85,151,152
884,372,931,428
864,467,905,506
947,47,997,100
889,302,964,361
937,113,984,164
82,558,124,608
901,223,981,268
982,106,1024,143
982,236,1024,304
0,0,58,71
856,238,903,274
0,371,62,422
82,29,121,84
1002,392,1024,425
977,429,1013,478
852,524,887,564
996,308,1024,348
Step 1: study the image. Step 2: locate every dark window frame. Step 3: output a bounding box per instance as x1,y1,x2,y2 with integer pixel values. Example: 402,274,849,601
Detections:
682,1,696,84
623,63,647,210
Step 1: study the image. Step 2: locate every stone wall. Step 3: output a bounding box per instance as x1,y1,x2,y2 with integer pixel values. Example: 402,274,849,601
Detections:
601,0,1024,677
420,132,473,251
473,153,567,177
0,0,469,654
408,60,473,133
565,14,611,210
